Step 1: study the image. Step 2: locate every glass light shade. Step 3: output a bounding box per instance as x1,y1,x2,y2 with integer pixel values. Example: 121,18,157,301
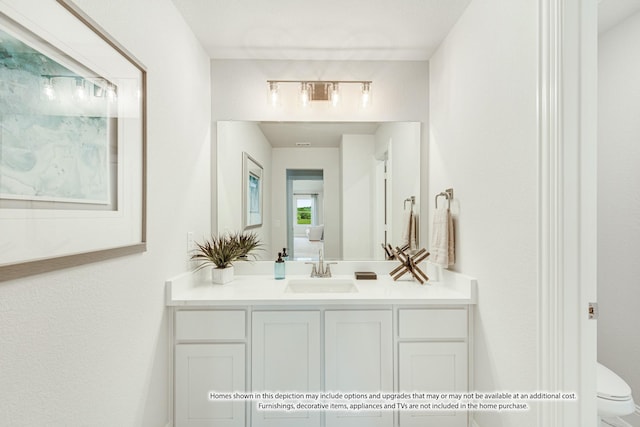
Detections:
300,82,310,107
268,81,279,107
330,82,340,107
106,84,117,101
361,82,372,108
74,78,87,100
42,77,55,100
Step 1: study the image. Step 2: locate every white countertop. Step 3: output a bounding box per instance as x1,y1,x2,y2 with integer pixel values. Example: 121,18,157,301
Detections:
166,261,477,306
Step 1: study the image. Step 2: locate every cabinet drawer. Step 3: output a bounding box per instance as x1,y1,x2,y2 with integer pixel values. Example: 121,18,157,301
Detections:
398,308,467,339
176,310,246,341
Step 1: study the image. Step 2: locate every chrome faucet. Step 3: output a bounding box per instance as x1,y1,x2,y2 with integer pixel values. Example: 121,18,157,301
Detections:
306,249,336,278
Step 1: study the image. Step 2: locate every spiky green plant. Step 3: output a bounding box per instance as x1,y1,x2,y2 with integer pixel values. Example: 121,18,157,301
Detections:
191,232,262,270
191,234,244,270
231,231,263,259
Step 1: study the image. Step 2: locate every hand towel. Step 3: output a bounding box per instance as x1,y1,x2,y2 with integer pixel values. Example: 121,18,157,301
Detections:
431,206,455,267
402,211,419,250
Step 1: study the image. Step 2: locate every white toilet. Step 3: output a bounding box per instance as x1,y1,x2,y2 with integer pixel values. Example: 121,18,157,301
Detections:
597,362,635,426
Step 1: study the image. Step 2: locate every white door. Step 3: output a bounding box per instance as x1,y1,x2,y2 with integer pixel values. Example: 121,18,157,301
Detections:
252,311,321,427
398,342,468,427
175,344,245,427
325,310,393,427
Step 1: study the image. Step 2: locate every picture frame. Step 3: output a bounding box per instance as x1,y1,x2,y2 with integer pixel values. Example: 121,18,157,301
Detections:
0,0,146,281
242,152,263,229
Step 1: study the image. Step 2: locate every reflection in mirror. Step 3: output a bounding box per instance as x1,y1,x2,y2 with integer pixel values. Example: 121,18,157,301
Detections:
287,169,324,260
242,152,263,229
215,121,421,261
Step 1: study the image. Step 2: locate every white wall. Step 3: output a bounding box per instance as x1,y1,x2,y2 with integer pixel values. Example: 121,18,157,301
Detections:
0,0,211,425
341,134,375,259
598,11,640,425
429,0,538,426
216,121,272,257
272,147,340,260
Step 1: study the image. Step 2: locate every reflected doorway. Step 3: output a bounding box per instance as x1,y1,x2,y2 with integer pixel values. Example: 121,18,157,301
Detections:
286,169,324,260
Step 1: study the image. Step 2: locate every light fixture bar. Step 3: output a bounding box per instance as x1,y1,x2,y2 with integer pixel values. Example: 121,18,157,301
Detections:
266,80,372,108
267,80,372,84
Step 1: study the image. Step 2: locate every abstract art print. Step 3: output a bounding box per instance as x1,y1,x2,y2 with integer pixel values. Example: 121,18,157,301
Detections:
0,0,146,280
0,24,116,206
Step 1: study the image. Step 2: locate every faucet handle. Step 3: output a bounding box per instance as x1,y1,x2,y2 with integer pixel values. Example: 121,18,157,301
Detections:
305,262,318,277
324,262,337,277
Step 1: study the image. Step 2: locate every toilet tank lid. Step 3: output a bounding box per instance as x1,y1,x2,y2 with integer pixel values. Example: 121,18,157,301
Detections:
597,363,632,400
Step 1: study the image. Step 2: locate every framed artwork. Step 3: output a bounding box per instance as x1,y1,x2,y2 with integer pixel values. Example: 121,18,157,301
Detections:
242,152,262,229
0,0,146,281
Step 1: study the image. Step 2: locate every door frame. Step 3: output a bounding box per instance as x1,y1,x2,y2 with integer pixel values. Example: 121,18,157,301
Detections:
537,0,598,426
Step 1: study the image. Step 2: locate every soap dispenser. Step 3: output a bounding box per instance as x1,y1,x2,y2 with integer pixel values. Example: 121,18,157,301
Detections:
282,248,289,261
274,252,285,280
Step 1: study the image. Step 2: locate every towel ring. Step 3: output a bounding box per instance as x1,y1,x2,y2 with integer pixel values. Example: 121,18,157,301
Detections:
404,196,416,211
435,188,454,209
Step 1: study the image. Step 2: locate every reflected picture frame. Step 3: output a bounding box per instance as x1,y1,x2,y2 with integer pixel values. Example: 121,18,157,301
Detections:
0,0,146,281
243,152,263,229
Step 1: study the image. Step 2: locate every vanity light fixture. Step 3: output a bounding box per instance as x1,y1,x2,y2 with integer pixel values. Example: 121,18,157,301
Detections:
41,74,117,102
266,80,372,108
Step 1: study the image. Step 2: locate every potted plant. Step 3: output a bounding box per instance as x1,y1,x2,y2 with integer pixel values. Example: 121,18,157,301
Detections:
191,232,261,284
232,231,262,260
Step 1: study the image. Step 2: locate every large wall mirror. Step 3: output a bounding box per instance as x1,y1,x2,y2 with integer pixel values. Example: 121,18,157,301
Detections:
215,121,421,261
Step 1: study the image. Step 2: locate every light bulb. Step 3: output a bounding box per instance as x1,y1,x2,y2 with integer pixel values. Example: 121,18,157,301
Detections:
106,83,117,101
43,77,55,100
361,82,371,108
330,82,340,107
74,78,87,100
300,82,310,107
268,81,279,107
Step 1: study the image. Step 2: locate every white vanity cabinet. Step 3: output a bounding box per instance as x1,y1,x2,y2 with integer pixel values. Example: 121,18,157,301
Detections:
397,308,469,427
174,310,247,427
172,305,471,427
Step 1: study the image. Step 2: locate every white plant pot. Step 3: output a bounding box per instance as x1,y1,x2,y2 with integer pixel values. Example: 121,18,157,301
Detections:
211,265,234,285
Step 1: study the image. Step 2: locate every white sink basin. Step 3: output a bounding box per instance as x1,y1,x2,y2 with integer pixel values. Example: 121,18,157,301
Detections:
285,278,359,294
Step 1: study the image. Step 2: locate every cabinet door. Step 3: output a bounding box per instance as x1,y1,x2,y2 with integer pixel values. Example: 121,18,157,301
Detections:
325,310,393,427
398,342,467,427
252,311,321,427
175,344,245,427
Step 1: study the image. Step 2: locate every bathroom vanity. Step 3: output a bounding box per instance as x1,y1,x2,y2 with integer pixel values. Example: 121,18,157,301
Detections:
166,262,477,427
